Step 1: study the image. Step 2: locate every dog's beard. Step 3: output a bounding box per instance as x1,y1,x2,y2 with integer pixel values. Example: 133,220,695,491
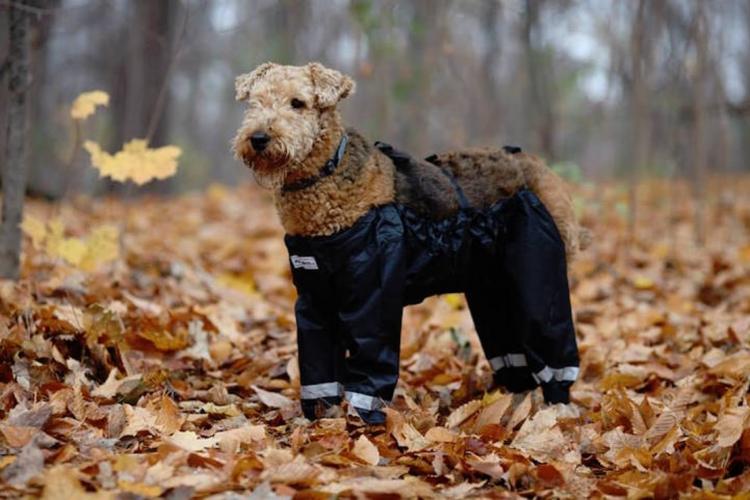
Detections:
251,164,288,190
248,152,292,190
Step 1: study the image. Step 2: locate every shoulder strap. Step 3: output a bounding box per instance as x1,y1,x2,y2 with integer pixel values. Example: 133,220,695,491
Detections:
375,142,471,210
424,154,470,209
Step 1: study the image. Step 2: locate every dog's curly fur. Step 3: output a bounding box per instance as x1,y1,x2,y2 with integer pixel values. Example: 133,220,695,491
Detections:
233,62,587,258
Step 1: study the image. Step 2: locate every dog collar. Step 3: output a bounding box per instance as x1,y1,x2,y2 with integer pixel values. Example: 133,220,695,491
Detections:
282,134,348,193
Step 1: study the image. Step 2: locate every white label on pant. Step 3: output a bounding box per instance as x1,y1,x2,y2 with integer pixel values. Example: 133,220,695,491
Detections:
291,255,318,270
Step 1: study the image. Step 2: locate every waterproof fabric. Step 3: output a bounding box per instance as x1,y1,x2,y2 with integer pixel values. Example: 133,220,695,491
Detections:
284,144,579,424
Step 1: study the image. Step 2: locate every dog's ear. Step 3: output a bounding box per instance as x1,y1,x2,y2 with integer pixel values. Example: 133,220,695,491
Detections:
235,62,276,101
307,62,356,108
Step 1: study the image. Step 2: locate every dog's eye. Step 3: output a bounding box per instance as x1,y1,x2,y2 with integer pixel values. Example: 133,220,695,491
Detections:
291,98,306,109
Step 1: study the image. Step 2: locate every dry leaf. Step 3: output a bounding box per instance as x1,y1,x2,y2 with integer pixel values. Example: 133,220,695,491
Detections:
70,90,109,120
41,466,114,499
21,216,119,270
352,434,380,465
151,394,184,435
263,455,319,486
214,424,266,453
474,393,513,431
168,431,216,452
117,480,163,498
252,385,293,409
425,426,457,443
507,393,533,430
511,406,578,463
716,406,750,448
85,139,181,185
446,399,481,428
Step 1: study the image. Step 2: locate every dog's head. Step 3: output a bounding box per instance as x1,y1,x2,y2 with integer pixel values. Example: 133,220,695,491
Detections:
232,62,355,188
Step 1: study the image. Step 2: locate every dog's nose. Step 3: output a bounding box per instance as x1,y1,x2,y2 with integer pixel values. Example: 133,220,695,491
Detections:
250,132,270,152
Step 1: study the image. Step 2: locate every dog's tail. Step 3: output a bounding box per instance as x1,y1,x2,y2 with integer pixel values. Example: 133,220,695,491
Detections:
515,153,591,259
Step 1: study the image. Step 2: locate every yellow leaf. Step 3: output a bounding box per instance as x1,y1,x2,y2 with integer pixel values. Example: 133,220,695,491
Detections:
20,215,47,248
41,218,119,270
42,466,114,500
70,90,109,120
217,272,257,296
443,293,464,310
113,454,140,473
632,275,654,290
79,224,120,271
47,232,87,267
138,329,190,352
85,139,181,185
740,244,750,263
0,455,16,470
207,183,229,202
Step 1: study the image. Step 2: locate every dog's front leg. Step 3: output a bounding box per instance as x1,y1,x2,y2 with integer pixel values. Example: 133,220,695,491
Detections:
294,290,346,420
335,209,407,425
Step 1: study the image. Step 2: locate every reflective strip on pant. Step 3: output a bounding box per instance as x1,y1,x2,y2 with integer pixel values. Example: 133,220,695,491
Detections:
300,382,344,400
489,353,528,371
532,366,579,384
345,391,383,410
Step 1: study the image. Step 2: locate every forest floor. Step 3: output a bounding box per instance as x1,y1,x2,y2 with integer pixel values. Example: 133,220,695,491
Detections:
1,177,749,499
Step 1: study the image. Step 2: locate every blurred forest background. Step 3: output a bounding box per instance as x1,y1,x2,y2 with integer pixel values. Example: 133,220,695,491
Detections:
2,0,750,198
2,3,750,496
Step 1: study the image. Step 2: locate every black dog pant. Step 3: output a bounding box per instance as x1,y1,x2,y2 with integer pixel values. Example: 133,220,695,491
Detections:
284,149,579,424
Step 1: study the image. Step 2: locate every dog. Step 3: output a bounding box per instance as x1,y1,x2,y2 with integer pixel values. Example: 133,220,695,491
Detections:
233,62,585,424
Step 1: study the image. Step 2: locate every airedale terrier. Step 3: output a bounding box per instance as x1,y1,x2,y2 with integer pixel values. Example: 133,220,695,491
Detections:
233,62,586,424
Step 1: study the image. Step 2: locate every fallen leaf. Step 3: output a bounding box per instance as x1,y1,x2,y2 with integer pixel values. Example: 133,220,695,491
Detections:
474,393,513,431
716,406,750,448
446,399,481,428
151,394,184,435
252,385,293,409
214,424,266,453
352,434,380,465
117,480,163,498
41,466,115,499
168,431,217,452
1,439,44,487
507,393,533,430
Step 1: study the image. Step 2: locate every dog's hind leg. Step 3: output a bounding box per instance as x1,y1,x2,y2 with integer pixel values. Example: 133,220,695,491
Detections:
465,251,538,394
499,190,580,403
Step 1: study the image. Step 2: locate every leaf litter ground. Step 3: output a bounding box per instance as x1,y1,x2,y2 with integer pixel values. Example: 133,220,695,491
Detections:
1,178,750,498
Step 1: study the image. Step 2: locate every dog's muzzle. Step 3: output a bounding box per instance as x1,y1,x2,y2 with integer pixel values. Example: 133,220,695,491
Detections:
250,132,270,152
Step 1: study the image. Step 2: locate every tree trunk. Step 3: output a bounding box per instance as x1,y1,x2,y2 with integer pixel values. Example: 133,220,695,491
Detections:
474,0,502,142
108,0,178,194
691,6,708,245
0,2,30,279
628,0,651,240
122,0,178,149
522,0,555,161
